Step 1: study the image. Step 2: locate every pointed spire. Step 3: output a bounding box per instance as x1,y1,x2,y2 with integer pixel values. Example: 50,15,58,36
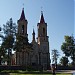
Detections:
20,8,26,20
40,11,45,23
33,28,35,34
32,28,35,42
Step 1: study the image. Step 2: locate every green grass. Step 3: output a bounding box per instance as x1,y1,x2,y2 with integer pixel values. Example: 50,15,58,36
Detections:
10,73,71,75
0,70,72,75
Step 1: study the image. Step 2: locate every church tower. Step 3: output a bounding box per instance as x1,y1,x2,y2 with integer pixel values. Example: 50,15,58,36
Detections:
16,8,29,65
37,11,48,44
17,8,28,38
37,11,50,70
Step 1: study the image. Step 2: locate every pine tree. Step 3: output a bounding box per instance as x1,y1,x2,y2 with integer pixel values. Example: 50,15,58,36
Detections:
1,18,17,65
52,49,59,68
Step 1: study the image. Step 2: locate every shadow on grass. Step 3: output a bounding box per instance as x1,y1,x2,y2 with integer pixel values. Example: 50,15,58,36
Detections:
0,73,9,75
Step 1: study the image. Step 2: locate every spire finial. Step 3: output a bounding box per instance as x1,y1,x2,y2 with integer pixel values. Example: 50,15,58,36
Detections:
33,26,35,34
19,4,26,20
40,7,45,23
23,3,24,9
41,6,43,14
32,28,35,42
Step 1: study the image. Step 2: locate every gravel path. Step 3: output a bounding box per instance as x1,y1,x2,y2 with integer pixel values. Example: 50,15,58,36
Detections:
56,70,75,74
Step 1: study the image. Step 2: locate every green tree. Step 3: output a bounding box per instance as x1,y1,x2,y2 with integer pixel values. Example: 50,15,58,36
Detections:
52,49,60,68
0,28,6,65
14,35,33,66
3,18,16,36
60,56,69,66
0,46,6,65
1,18,16,65
61,35,75,65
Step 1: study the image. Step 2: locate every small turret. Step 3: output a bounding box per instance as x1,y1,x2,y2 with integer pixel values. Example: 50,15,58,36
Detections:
32,28,35,42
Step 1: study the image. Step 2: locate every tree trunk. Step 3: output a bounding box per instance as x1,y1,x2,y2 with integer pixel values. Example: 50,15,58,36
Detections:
8,49,12,65
0,58,1,65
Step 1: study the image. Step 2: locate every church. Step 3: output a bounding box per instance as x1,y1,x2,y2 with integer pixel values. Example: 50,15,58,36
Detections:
15,8,50,70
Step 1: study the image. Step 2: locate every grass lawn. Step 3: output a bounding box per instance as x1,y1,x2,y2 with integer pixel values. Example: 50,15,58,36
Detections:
0,70,72,75
10,73,71,75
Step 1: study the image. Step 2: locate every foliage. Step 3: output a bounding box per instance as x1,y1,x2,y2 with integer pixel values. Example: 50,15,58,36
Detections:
3,18,17,36
0,46,6,65
61,35,75,65
1,18,16,51
52,49,60,67
14,35,33,65
2,35,14,50
60,56,69,66
0,18,17,65
14,35,33,52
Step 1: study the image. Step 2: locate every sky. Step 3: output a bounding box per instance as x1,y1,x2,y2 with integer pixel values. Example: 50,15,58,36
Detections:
0,0,74,63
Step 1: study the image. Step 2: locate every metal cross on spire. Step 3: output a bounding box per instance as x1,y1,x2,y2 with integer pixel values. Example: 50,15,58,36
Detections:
41,6,43,14
23,3,24,9
40,6,45,23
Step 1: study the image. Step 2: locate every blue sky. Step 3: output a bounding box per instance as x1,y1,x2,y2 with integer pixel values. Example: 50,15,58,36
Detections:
0,0,74,63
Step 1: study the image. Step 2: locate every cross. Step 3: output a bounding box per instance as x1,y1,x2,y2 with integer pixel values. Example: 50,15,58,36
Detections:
33,26,34,29
23,3,24,8
41,6,43,14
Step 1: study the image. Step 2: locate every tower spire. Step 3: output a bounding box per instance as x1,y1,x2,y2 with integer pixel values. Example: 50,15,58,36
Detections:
40,10,45,23
20,8,26,20
32,28,35,42
18,7,28,38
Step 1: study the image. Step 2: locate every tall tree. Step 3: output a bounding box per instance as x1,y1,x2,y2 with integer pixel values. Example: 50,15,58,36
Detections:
1,18,17,65
61,35,75,65
52,49,60,68
3,18,16,36
0,46,6,65
14,35,33,65
0,27,6,65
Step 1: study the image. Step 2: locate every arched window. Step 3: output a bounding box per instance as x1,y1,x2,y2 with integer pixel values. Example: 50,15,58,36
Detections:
22,25,24,34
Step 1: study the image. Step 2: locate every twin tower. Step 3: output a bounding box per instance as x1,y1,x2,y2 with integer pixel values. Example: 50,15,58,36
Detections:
16,8,50,70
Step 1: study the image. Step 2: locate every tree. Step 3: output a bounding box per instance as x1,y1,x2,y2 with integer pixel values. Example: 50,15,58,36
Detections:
14,35,33,51
1,18,17,65
52,49,60,68
60,56,69,66
61,35,75,65
0,27,6,65
3,18,16,36
14,35,33,65
0,46,6,65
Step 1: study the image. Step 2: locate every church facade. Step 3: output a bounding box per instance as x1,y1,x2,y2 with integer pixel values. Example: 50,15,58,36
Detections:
15,8,50,70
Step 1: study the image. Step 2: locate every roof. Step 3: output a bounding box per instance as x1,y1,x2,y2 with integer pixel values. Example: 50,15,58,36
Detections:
20,8,26,20
40,11,45,23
